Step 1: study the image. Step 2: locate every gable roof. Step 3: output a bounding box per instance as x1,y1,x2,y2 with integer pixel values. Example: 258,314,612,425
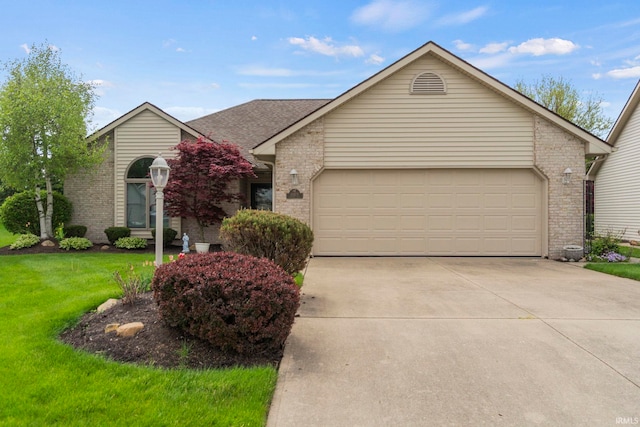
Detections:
187,99,330,168
252,41,612,158
587,80,640,179
88,102,204,142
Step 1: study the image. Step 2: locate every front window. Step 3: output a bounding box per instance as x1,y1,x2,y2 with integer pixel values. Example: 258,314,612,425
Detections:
126,157,169,229
251,183,272,210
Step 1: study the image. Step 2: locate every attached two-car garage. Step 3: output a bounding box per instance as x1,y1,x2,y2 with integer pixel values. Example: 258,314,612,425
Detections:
312,169,543,256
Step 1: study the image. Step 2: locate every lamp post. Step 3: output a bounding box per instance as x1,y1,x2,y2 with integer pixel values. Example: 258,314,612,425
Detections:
150,153,170,266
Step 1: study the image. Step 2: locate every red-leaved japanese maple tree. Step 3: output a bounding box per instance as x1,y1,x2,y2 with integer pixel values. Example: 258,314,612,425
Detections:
163,137,256,242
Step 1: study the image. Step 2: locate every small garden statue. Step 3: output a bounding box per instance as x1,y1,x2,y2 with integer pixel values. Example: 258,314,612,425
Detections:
182,233,190,253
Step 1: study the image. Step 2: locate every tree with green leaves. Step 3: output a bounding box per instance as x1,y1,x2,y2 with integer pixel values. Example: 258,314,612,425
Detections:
0,43,105,238
514,75,613,139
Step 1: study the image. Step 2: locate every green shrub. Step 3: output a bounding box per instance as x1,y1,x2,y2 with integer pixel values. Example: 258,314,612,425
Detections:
220,209,314,275
58,237,93,251
153,252,300,354
114,236,148,249
63,225,87,238
151,227,178,247
0,191,72,235
589,230,624,257
104,227,131,245
9,233,40,250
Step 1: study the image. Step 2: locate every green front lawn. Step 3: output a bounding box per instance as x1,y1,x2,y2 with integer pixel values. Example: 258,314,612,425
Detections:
618,245,640,259
0,252,276,426
584,262,640,281
0,223,15,247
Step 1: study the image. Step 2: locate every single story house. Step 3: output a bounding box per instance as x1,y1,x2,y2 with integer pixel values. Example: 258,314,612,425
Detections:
66,41,612,258
587,80,640,240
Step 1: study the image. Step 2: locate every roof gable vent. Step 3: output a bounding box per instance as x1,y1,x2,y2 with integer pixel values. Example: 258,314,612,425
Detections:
411,72,446,94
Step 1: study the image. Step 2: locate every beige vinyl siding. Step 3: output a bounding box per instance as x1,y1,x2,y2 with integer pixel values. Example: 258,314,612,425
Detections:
595,104,640,240
323,54,534,168
114,110,181,234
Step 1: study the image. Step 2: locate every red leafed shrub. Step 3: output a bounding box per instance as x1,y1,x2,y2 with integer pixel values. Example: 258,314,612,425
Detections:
152,252,300,354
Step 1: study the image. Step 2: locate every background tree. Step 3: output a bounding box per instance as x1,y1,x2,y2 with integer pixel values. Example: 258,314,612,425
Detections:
0,42,105,239
514,75,613,139
163,137,256,242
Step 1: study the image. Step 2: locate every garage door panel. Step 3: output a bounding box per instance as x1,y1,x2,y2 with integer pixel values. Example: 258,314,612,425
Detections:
313,169,542,256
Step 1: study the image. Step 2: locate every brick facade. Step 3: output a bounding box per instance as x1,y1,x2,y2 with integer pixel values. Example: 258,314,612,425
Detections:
274,118,325,224
65,133,114,243
533,116,586,259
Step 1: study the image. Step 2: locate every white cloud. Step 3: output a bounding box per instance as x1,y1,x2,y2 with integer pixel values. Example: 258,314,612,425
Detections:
288,36,364,58
366,54,385,65
210,83,220,89
162,39,176,48
606,66,640,79
438,6,488,26
20,44,31,54
467,53,513,70
453,40,474,51
176,47,186,52
592,73,602,80
479,42,508,54
238,66,294,77
508,38,578,56
87,79,114,96
251,36,257,41
351,0,429,31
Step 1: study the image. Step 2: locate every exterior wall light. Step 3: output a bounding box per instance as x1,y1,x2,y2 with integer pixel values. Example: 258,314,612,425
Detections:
562,168,572,185
150,153,171,266
290,169,299,186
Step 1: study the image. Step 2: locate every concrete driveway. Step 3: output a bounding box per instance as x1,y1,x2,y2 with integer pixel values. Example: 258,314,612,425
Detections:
267,258,640,427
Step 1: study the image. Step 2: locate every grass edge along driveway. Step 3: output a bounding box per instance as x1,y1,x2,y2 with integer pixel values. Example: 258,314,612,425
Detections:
0,252,276,426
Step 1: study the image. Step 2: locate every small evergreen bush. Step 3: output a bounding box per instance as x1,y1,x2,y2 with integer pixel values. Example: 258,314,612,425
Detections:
9,233,40,250
220,209,314,275
151,227,178,247
153,252,300,354
0,191,72,235
59,237,93,251
114,236,148,249
104,226,131,245
63,225,87,238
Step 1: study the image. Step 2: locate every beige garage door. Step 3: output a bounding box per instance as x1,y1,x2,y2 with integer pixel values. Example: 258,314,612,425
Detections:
313,169,543,256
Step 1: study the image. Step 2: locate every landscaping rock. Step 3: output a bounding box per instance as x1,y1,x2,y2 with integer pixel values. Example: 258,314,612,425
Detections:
116,322,144,337
101,245,110,250
97,298,119,313
105,323,120,333
41,240,55,247
630,240,639,246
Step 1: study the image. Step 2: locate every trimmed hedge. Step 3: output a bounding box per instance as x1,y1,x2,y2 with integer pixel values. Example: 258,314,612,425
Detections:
220,209,313,275
0,191,72,235
153,252,300,354
104,227,131,245
151,227,178,247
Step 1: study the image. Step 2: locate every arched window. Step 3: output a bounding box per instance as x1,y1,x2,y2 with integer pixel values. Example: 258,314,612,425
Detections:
125,157,169,229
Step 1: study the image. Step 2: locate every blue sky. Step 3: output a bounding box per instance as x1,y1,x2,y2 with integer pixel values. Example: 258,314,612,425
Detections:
2,0,640,133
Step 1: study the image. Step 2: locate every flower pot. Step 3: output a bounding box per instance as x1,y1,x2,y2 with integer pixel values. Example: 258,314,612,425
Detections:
563,245,583,260
195,242,210,254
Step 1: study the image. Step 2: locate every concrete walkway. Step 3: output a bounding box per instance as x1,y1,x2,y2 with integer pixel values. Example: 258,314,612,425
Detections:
267,258,640,427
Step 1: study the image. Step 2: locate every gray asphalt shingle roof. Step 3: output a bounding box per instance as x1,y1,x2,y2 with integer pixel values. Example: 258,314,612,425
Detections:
187,99,331,169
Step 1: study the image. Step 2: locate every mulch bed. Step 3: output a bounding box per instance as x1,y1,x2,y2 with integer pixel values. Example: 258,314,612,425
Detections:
4,241,284,370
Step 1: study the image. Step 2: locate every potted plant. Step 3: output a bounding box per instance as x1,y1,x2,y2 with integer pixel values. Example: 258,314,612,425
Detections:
163,137,255,252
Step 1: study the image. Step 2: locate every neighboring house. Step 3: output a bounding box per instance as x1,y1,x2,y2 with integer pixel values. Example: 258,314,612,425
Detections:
587,80,640,241
66,41,611,258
